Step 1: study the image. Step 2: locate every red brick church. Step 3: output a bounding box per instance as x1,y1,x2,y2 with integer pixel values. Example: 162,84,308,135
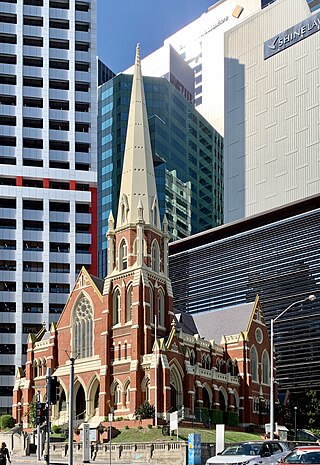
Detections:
13,45,271,429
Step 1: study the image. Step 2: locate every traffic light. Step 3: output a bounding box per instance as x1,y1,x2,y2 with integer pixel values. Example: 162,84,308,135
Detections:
50,376,60,405
36,401,47,425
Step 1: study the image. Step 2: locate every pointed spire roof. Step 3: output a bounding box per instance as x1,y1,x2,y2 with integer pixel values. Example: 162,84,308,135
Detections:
116,44,160,229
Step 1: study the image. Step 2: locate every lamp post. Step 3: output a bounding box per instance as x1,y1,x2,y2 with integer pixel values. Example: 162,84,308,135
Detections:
270,294,316,440
294,406,297,441
17,401,21,426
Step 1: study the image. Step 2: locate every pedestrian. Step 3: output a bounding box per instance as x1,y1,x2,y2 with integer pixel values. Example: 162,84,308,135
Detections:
0,442,11,465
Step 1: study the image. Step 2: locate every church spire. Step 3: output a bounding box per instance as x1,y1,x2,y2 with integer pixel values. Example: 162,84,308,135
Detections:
116,44,160,229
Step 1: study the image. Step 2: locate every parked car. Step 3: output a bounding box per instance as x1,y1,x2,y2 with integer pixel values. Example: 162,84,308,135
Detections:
288,430,320,443
206,441,291,465
278,446,320,464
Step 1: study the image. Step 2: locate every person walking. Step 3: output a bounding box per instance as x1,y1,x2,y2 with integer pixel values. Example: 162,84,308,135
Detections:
0,442,11,464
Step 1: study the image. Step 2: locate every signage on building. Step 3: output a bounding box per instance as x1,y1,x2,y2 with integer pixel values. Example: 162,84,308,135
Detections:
264,11,320,58
200,16,229,37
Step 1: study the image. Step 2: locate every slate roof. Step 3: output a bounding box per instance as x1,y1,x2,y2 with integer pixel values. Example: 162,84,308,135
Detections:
174,311,199,336
190,302,255,343
90,274,104,294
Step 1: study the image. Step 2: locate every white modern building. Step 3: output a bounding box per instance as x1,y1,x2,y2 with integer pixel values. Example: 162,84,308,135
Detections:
125,0,264,136
224,0,320,222
0,0,97,414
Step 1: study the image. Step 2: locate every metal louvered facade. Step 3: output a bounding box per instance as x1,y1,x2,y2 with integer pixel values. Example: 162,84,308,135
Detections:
169,199,320,393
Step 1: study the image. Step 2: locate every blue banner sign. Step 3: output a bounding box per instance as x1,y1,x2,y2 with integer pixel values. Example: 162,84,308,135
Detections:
188,433,201,465
264,11,320,59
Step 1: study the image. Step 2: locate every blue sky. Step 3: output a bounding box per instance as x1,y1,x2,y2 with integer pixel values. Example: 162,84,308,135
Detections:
97,0,218,74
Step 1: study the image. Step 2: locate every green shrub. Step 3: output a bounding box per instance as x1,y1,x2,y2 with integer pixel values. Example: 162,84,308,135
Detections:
201,407,210,425
124,425,129,430
52,425,62,434
147,424,153,429
210,409,223,425
134,401,155,420
138,425,143,430
225,412,239,427
0,414,15,430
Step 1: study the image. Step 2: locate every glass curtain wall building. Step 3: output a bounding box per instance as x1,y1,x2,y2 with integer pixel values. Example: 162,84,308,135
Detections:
169,196,320,393
0,0,97,413
98,73,223,277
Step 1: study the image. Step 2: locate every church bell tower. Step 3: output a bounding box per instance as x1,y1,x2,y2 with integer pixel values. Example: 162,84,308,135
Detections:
103,45,173,417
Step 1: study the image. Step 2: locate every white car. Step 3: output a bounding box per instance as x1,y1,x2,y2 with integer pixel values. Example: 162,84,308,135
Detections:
206,441,291,465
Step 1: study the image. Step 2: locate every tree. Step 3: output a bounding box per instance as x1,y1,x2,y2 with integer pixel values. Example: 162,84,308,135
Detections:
24,400,37,428
134,401,155,419
0,415,15,430
304,390,320,428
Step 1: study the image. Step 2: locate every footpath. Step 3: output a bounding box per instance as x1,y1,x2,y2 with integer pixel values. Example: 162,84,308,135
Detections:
11,454,148,465
12,454,149,465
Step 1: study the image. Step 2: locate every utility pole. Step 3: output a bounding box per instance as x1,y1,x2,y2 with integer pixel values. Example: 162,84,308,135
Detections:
154,314,158,427
44,368,51,465
37,391,41,461
67,353,76,465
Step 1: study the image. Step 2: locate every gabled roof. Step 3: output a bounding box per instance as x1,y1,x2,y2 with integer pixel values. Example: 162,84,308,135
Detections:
90,273,104,294
191,302,255,343
174,311,199,336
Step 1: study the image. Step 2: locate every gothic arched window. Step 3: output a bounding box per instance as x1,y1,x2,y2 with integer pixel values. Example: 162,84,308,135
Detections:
146,379,150,402
149,286,154,324
126,285,133,323
158,289,165,326
126,383,130,404
73,295,93,359
119,239,128,271
115,384,121,405
151,240,160,272
262,350,270,385
113,288,121,326
250,345,258,382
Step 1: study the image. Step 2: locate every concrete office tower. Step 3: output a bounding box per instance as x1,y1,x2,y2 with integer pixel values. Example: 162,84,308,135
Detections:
125,0,263,136
0,0,97,414
125,43,195,103
224,0,320,223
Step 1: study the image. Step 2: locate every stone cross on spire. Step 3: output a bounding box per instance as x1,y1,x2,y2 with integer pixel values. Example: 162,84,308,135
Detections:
116,44,160,229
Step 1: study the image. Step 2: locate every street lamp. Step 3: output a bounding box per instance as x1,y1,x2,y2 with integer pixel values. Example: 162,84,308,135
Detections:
269,294,316,440
17,401,21,426
294,406,297,441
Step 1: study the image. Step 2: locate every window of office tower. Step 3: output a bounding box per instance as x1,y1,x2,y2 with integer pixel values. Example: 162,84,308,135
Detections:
261,0,277,7
307,0,320,11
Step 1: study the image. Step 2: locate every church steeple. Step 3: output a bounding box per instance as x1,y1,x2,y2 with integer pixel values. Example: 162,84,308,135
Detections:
116,44,160,229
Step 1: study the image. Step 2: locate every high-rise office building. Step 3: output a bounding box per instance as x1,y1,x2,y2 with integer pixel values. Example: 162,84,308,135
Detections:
169,194,320,393
224,0,320,223
98,73,223,277
0,0,97,414
125,0,263,135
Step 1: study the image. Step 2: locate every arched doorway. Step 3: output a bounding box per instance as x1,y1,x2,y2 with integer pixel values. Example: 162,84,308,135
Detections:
59,390,67,413
203,387,211,409
219,390,227,412
169,363,184,410
76,384,86,419
170,384,177,412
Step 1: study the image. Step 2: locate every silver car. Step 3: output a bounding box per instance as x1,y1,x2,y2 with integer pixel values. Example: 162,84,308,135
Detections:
206,441,291,465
